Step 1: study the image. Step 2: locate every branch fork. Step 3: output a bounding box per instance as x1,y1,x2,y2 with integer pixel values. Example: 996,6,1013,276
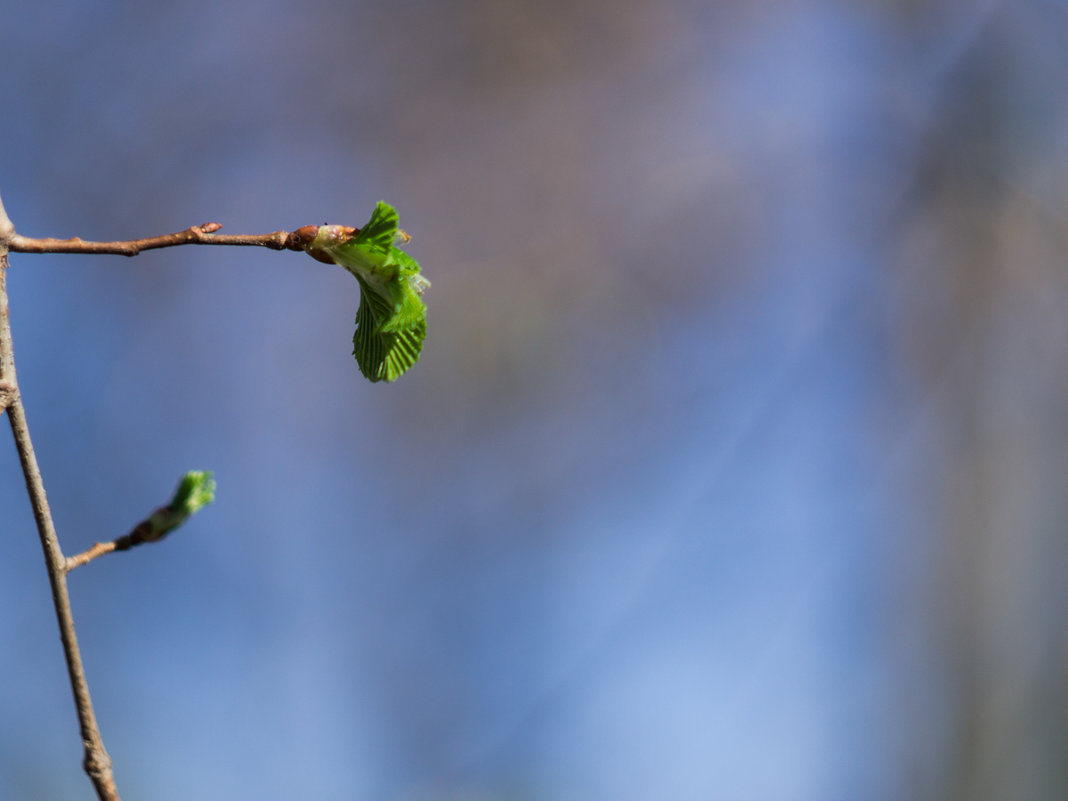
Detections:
0,378,15,413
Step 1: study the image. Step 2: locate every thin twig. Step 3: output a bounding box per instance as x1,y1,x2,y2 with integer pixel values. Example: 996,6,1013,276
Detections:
65,511,168,571
7,224,302,256
64,541,118,571
0,202,301,797
0,252,120,801
1,200,283,798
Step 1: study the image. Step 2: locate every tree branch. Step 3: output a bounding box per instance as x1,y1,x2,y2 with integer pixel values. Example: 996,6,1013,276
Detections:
0,194,318,799
64,523,164,571
0,251,120,800
64,540,118,571
0,196,309,798
7,223,307,256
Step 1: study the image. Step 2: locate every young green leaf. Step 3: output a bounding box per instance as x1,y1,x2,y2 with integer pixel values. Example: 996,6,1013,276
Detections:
297,202,429,382
142,470,216,543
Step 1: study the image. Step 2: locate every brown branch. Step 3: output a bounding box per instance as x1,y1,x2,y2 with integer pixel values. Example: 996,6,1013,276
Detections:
65,515,162,571
64,541,118,571
7,223,306,257
0,198,310,800
0,252,120,800
0,197,301,800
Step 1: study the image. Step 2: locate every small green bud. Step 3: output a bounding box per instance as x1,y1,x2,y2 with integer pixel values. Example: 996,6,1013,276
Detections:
142,471,216,542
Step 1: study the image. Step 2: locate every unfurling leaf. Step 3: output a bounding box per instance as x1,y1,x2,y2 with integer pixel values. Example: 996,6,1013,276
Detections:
296,202,429,382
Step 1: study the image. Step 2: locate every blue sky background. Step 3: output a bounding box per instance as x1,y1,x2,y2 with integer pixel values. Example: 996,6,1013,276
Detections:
2,1,1068,799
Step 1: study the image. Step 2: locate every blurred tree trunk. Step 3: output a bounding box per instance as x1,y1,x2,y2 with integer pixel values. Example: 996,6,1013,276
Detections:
899,16,1068,800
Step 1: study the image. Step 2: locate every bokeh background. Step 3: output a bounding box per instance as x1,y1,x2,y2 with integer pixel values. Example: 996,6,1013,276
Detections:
2,0,1068,798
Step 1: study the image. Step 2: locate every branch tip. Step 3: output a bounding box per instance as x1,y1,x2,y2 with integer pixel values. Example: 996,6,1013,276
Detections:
64,471,216,572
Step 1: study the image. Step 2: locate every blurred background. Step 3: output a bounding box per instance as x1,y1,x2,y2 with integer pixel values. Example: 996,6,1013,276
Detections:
1,0,1067,798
